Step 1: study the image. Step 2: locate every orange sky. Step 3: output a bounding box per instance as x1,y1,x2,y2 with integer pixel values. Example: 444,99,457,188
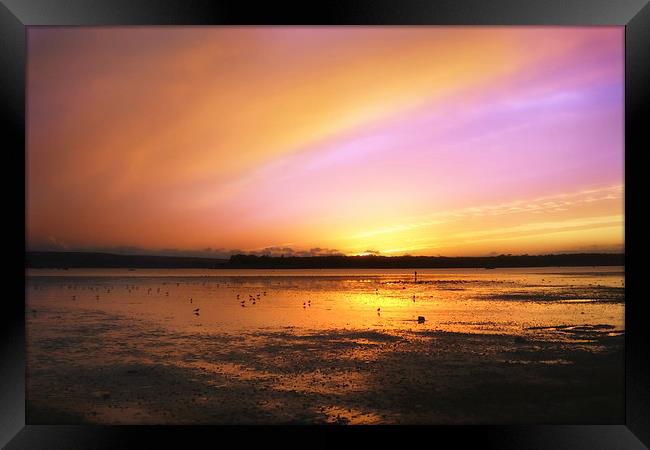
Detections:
27,27,624,257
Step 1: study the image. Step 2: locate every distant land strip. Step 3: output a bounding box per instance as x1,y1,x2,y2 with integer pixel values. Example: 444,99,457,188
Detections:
25,251,625,269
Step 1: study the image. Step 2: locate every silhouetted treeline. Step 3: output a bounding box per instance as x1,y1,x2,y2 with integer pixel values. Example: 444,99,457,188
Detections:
226,253,624,269
26,251,624,269
26,252,228,269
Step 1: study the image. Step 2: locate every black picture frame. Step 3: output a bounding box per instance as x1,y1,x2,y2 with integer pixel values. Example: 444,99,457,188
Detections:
2,0,648,448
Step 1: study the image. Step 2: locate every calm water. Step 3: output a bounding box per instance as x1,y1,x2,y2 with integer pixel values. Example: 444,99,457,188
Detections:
27,266,624,338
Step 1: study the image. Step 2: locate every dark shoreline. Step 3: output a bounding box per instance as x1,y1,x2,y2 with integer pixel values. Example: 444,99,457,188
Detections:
26,251,624,270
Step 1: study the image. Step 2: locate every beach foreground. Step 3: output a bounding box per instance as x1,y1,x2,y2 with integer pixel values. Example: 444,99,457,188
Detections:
26,267,624,424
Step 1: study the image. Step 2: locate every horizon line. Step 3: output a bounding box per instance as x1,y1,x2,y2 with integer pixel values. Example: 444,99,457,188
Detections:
25,250,625,259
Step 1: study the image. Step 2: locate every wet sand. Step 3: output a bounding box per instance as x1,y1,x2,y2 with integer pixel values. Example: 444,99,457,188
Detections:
26,267,625,424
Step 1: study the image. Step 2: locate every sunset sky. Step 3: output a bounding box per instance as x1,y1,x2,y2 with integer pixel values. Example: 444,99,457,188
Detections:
27,27,624,258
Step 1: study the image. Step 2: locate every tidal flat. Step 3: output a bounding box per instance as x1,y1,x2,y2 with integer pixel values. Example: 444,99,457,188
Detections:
26,267,625,424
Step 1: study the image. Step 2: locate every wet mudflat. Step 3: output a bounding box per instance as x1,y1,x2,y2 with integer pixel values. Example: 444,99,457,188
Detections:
26,267,624,424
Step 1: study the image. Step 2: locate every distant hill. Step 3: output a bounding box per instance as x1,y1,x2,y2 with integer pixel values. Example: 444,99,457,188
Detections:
26,251,228,269
26,251,624,269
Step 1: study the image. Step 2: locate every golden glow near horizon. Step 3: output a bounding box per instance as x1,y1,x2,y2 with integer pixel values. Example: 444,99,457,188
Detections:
27,27,624,257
